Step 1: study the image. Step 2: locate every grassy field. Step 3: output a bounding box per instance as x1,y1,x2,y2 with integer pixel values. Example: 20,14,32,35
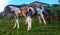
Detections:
0,17,60,35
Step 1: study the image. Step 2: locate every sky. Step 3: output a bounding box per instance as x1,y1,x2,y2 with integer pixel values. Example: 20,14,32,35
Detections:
0,0,59,12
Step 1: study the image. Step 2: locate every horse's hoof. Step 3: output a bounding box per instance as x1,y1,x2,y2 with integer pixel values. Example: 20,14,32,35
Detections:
17,29,20,31
27,29,31,32
27,30,30,32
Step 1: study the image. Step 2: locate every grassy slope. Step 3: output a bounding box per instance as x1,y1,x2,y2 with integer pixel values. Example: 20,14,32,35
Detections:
0,17,60,35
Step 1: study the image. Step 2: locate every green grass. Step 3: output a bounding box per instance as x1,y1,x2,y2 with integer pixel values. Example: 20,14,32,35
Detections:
0,17,60,35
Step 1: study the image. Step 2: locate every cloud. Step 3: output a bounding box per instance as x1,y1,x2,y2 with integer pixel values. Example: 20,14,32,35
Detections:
0,0,11,12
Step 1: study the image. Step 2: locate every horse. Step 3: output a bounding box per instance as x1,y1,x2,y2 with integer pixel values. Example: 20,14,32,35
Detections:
3,5,47,31
19,5,47,31
3,5,21,30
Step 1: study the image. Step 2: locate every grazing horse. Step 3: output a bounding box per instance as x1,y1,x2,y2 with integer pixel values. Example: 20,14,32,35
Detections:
3,5,47,31
3,5,21,30
19,6,47,31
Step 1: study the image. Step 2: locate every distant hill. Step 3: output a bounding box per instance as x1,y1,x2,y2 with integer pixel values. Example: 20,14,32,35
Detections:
29,1,50,6
7,1,50,8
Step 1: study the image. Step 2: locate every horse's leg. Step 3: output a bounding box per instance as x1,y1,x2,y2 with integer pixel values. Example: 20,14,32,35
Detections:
13,16,19,30
27,16,32,31
26,18,28,24
16,17,19,30
13,17,17,29
38,15,42,24
13,22,16,29
40,13,47,25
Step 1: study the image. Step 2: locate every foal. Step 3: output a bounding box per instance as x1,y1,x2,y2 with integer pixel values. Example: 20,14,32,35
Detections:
3,5,20,30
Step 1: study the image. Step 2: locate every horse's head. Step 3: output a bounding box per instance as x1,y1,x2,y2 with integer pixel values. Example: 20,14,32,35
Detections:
3,6,11,16
43,9,51,19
